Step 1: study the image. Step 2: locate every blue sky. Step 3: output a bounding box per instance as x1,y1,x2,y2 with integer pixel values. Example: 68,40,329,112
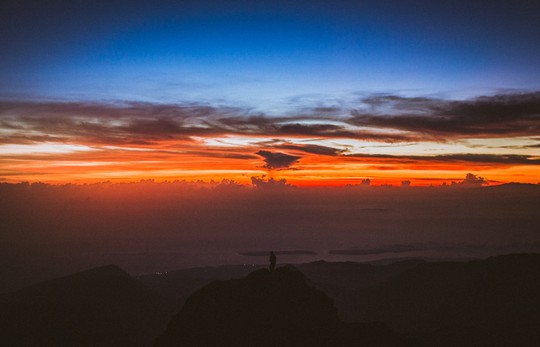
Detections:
2,0,540,113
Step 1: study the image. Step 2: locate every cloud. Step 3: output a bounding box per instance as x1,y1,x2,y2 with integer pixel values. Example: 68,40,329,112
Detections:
345,153,540,166
5,92,538,146
0,101,242,145
256,151,300,169
458,173,487,186
2,92,539,141
350,92,540,138
184,151,259,160
276,144,345,156
1,94,539,179
250,176,293,188
360,178,371,186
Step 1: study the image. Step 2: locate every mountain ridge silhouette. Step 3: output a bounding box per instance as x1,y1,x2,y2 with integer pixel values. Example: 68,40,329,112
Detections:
2,254,539,346
155,265,411,346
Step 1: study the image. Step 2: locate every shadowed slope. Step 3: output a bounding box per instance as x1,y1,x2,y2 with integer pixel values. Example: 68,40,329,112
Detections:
0,265,171,346
353,254,540,346
155,266,410,346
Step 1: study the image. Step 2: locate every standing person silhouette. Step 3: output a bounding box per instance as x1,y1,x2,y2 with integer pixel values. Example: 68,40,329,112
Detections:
269,251,276,272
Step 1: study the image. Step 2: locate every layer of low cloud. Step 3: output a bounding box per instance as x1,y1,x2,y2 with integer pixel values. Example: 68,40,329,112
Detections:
1,180,539,292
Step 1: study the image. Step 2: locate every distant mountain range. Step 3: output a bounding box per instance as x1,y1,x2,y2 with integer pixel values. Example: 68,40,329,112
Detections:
1,253,539,346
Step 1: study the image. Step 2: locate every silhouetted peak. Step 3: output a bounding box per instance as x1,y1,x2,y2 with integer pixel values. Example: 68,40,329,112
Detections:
85,263,127,274
156,266,409,346
246,265,305,281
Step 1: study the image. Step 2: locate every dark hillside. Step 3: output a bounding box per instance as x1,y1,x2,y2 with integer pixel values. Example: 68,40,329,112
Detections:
155,266,411,346
352,254,540,346
0,265,172,346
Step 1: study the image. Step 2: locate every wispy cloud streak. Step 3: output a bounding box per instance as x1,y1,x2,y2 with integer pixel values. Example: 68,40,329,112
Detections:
2,92,539,145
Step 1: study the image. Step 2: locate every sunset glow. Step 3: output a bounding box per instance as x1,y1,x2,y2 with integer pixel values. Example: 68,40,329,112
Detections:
1,1,539,186
1,102,538,186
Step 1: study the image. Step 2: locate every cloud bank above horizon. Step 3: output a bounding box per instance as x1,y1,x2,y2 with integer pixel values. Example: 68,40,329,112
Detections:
0,92,539,185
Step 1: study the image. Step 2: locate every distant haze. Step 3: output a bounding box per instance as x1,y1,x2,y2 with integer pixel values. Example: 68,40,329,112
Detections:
1,180,539,292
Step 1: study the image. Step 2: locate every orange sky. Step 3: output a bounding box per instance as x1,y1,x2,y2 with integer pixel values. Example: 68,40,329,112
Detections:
1,98,539,186
1,134,538,186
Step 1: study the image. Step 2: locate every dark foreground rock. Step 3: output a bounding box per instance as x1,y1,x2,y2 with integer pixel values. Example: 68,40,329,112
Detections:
155,266,411,346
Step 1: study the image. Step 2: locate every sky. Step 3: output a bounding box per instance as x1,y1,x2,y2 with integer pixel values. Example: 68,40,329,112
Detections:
1,1,540,289
1,0,539,185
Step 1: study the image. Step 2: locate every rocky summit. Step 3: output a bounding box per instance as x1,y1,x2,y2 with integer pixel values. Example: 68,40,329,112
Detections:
155,266,410,346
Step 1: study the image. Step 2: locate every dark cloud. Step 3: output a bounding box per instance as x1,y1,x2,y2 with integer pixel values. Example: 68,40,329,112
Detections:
250,176,293,188
0,100,433,144
1,92,539,146
256,151,300,170
184,151,259,160
351,92,540,138
458,173,487,186
0,101,241,145
273,123,417,141
345,153,540,166
478,143,540,150
432,154,540,165
219,115,374,139
0,134,65,145
360,178,371,186
276,144,345,156
277,122,351,136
